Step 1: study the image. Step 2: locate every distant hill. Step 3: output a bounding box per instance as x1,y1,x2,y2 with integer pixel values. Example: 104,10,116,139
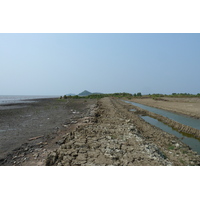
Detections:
78,90,103,96
78,90,92,96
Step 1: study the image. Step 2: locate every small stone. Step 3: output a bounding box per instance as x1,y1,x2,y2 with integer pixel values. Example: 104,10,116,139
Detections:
76,154,87,161
33,153,39,159
56,139,65,145
175,143,180,148
106,136,111,140
46,152,57,165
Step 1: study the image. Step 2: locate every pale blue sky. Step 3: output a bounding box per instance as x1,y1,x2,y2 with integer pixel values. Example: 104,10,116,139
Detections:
0,33,200,95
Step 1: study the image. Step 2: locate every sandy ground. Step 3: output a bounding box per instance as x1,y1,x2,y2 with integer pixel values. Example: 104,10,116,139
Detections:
1,97,199,166
129,97,200,119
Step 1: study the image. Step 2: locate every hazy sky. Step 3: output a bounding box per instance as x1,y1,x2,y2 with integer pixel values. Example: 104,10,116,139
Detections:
0,33,200,95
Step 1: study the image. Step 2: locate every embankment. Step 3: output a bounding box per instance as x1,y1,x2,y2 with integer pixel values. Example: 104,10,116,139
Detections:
46,97,200,166
126,98,200,139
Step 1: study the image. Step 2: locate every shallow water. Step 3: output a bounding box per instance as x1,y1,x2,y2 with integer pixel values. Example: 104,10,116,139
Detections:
124,100,200,130
0,95,58,106
129,109,136,112
140,115,200,154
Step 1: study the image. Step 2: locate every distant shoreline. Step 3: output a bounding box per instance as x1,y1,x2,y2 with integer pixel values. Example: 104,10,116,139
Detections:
0,98,96,165
0,95,59,107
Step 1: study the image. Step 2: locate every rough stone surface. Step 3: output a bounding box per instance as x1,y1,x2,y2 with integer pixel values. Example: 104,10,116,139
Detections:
45,97,200,166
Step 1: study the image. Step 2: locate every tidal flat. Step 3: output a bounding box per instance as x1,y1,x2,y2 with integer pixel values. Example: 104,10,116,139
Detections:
1,97,200,166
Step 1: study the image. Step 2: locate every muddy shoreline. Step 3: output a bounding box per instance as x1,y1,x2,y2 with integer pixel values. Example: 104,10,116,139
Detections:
0,98,97,165
1,97,200,166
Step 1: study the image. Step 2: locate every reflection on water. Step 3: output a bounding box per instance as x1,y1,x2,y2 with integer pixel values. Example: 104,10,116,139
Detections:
124,100,200,130
140,115,200,154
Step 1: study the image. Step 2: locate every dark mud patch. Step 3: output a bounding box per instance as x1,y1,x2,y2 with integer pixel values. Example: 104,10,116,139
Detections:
0,98,96,165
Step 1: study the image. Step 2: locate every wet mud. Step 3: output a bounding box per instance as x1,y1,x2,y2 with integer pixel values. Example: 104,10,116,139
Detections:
1,97,200,166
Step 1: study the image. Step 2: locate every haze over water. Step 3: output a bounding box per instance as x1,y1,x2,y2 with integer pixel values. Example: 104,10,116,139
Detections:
0,95,58,105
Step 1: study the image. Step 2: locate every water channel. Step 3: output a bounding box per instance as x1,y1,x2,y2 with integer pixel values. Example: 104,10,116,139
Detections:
124,100,200,130
123,100,200,154
141,116,200,154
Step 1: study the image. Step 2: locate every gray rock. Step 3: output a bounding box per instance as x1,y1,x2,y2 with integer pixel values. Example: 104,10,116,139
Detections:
46,152,58,166
106,136,112,140
76,154,87,161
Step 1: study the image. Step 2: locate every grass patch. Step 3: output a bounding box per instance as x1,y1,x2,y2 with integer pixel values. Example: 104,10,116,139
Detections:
168,145,175,150
181,150,188,154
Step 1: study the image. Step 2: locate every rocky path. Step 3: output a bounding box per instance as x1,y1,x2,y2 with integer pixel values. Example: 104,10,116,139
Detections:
46,97,200,166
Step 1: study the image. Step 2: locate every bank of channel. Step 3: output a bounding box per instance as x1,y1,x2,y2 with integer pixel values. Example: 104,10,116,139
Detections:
123,100,200,154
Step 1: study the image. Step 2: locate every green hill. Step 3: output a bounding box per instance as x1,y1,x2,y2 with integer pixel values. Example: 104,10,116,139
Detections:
78,90,92,96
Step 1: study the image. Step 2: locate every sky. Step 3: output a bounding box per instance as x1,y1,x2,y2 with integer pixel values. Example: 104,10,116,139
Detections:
0,33,200,95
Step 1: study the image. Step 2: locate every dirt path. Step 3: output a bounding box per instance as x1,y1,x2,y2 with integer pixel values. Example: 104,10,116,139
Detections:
129,97,200,119
46,97,200,166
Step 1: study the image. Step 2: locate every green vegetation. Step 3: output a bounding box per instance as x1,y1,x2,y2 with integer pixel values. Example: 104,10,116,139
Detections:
147,93,200,98
59,91,200,100
170,93,200,97
60,92,134,99
133,92,142,97
168,145,175,150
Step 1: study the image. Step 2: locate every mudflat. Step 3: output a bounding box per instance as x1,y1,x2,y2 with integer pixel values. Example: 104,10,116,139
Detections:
1,97,200,166
0,98,96,165
130,97,200,119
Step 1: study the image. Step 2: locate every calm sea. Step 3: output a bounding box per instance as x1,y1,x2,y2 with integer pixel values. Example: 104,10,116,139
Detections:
0,95,58,105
